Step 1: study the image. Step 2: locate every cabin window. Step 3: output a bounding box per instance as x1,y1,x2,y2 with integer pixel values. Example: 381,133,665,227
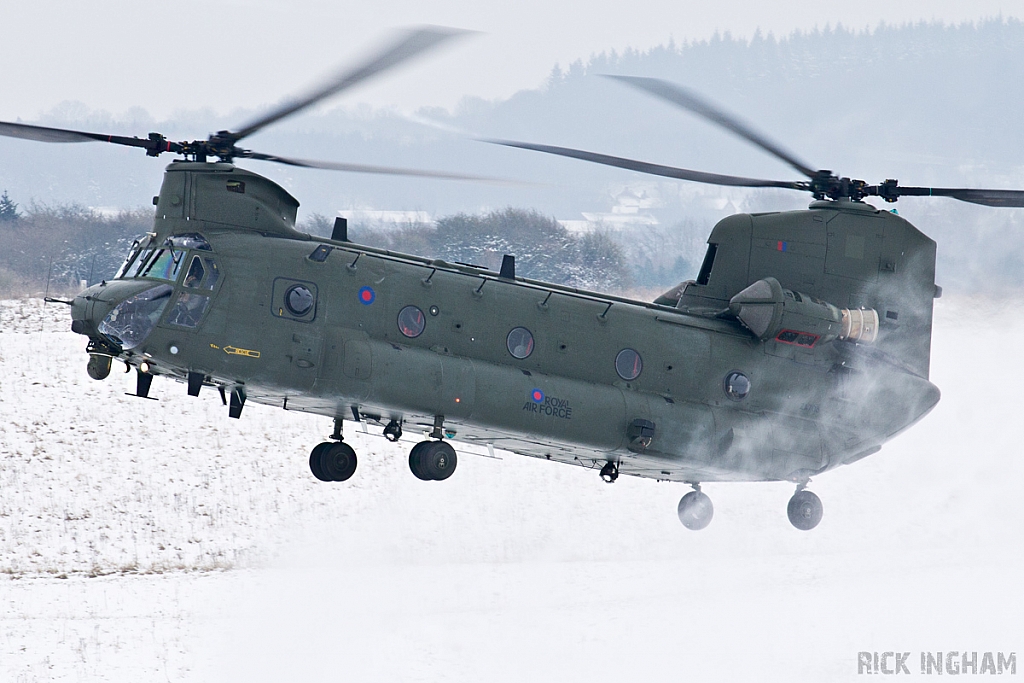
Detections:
724,371,750,400
398,305,426,338
506,327,535,359
615,348,643,381
285,285,315,316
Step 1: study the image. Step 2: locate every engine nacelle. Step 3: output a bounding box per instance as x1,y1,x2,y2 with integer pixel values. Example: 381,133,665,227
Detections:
729,277,878,347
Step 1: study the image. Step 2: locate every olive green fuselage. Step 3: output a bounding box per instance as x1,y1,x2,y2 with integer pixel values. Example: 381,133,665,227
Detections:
73,163,941,483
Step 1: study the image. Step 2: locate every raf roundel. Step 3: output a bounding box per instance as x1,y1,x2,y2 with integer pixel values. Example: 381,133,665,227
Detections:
358,286,375,305
530,388,545,403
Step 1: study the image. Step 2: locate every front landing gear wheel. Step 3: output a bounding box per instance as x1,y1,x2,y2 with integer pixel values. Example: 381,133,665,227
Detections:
309,442,331,482
787,490,823,530
309,441,357,482
409,441,457,480
320,442,357,482
409,442,431,480
599,462,618,483
677,490,714,530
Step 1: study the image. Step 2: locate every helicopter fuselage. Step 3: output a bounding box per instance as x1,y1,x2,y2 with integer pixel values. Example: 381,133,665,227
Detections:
71,162,940,484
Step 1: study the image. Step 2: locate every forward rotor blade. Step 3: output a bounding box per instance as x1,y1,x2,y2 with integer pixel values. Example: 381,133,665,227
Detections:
487,139,807,190
240,150,509,183
869,185,1024,208
0,120,178,153
230,26,472,141
604,75,819,179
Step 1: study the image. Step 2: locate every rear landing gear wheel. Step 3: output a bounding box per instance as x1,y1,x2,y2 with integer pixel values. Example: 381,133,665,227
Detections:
787,489,823,530
677,489,714,530
409,441,457,480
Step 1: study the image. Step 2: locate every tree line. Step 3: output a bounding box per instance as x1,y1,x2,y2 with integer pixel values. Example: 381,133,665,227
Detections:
0,195,635,297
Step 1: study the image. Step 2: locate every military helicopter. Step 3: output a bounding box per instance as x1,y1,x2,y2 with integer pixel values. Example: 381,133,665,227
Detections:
5,31,1023,532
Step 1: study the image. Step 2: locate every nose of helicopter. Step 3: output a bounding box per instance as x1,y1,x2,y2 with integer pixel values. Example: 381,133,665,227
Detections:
70,279,168,346
70,283,109,338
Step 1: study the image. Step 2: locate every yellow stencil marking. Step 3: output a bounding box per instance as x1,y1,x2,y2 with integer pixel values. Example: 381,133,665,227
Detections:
223,345,261,359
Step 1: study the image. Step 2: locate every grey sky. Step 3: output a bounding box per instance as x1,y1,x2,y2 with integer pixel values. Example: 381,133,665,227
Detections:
3,0,1020,123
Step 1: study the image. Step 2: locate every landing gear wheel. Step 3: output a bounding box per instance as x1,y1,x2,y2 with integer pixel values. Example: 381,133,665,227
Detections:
320,442,358,482
423,441,457,480
309,442,331,482
409,441,432,481
787,490,823,530
599,462,619,483
409,441,457,480
677,490,714,530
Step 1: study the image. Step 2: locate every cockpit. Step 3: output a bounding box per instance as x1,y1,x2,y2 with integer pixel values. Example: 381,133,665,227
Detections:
93,233,223,351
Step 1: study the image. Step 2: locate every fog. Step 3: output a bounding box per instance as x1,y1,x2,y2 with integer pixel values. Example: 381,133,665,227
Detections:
3,19,1024,292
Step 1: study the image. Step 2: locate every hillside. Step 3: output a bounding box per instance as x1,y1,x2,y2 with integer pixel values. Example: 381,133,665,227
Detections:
3,20,1024,293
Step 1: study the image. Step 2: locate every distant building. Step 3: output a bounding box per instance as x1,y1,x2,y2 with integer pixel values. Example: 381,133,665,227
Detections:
559,186,661,233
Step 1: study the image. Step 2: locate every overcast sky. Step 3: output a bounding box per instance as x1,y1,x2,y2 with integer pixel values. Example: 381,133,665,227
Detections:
2,0,1021,125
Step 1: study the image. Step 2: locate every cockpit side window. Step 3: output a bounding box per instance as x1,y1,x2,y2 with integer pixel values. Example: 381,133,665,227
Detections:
202,257,221,290
183,255,206,288
167,291,210,328
179,254,222,291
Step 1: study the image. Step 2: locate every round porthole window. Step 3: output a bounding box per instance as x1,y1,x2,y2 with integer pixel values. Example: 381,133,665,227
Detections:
724,371,751,400
397,305,426,338
506,327,535,359
285,285,314,316
615,348,643,381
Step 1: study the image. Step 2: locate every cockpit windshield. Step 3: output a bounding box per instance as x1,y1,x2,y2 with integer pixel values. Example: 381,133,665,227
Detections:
115,234,213,283
140,248,185,281
113,236,151,279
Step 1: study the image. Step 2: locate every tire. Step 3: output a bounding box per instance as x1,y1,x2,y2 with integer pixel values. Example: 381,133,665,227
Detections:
787,490,823,531
409,441,432,481
320,442,357,482
309,442,331,482
677,491,714,530
421,441,457,481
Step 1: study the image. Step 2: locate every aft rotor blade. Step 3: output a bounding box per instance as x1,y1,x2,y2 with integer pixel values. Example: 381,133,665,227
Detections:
0,120,179,153
869,185,1024,208
240,150,510,183
230,26,472,141
487,139,807,189
604,75,819,180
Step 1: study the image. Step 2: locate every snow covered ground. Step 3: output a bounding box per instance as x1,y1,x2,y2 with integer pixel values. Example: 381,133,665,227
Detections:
1,297,1021,681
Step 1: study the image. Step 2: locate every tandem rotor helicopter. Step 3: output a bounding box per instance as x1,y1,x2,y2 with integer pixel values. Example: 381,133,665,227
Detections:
4,27,1023,531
